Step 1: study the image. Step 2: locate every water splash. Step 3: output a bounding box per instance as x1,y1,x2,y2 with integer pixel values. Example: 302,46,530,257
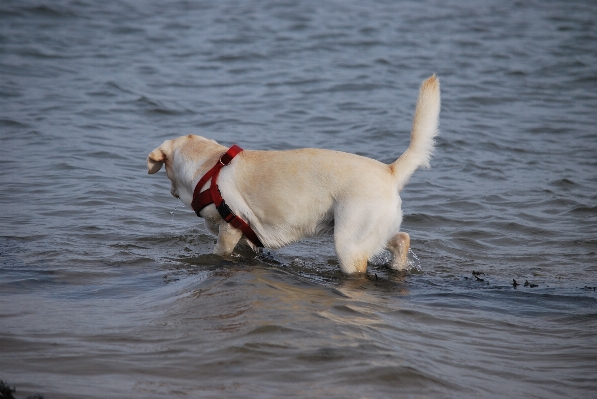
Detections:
370,249,423,273
407,249,423,273
170,199,184,222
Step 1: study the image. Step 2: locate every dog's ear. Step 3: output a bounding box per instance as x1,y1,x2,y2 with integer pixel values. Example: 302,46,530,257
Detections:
147,148,166,174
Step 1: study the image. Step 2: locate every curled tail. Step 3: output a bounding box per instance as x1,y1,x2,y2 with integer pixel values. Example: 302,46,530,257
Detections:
391,74,440,191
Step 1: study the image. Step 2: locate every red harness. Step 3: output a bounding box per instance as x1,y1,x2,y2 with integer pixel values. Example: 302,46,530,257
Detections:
191,145,264,248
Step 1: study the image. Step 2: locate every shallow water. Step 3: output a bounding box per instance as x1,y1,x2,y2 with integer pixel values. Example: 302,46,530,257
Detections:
1,0,596,398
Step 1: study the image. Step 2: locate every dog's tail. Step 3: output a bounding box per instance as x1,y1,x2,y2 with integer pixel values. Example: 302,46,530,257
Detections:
390,74,440,191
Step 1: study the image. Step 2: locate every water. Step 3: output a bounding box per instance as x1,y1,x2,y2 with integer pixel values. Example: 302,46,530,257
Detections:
1,0,596,397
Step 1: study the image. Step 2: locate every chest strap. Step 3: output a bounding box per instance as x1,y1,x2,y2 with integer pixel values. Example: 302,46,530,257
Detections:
191,145,264,248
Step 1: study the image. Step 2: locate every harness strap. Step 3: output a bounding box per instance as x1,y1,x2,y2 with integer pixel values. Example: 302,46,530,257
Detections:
191,145,264,248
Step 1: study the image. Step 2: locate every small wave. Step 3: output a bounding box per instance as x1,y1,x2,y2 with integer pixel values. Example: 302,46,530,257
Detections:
111,25,145,35
246,324,296,335
551,178,577,187
404,213,454,225
328,82,383,92
337,364,460,391
104,81,136,95
0,118,30,128
21,5,78,18
133,95,191,116
570,205,597,214
210,52,267,63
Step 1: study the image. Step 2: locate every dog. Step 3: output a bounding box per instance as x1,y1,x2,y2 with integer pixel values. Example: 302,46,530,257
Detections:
147,75,440,274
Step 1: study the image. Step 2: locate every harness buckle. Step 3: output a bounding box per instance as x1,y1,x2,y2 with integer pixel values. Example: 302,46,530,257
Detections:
216,199,235,221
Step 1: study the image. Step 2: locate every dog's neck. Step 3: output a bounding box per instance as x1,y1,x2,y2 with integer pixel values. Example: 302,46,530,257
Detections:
172,143,227,207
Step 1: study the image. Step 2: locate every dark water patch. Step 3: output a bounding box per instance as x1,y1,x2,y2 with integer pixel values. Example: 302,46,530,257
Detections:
339,365,460,392
176,254,238,268
551,178,578,188
137,233,215,247
277,262,342,286
0,118,30,128
246,324,296,336
492,220,556,238
129,95,191,116
572,238,597,248
403,213,455,225
14,4,79,19
411,288,597,320
569,205,597,215
210,52,267,63
296,346,347,363
553,311,597,326
15,46,73,60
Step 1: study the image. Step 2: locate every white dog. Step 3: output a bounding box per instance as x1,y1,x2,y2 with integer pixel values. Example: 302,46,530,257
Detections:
148,75,440,274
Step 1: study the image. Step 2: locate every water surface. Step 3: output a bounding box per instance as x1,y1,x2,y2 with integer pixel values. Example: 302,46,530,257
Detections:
1,0,596,398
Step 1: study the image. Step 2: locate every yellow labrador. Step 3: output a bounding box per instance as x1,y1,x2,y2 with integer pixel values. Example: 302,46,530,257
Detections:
148,75,440,274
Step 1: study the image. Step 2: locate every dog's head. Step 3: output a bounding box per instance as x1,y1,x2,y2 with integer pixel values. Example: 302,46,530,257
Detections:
147,135,225,201
147,138,179,198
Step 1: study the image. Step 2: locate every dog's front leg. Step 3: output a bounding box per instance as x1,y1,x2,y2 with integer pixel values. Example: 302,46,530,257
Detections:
213,222,243,256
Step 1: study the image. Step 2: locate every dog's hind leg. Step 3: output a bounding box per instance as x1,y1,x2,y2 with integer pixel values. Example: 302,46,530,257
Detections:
213,223,243,256
333,203,387,274
334,240,369,274
386,232,410,270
